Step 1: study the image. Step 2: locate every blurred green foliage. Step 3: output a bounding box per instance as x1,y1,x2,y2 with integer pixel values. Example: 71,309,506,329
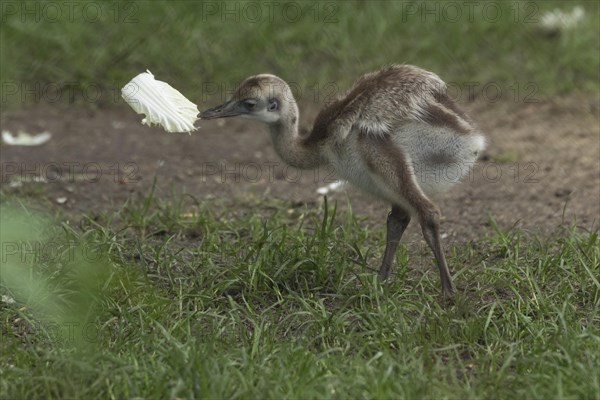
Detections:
0,204,114,350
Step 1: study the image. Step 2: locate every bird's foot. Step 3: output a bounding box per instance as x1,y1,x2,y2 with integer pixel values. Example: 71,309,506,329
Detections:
440,285,455,307
378,266,391,281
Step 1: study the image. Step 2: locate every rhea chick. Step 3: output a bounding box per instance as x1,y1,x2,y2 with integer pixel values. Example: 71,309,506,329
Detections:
200,65,485,296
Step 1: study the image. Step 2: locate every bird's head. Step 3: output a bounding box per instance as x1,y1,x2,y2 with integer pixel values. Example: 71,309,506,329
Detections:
199,74,298,126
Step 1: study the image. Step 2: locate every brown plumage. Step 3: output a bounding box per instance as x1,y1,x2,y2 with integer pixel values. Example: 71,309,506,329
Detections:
200,64,485,297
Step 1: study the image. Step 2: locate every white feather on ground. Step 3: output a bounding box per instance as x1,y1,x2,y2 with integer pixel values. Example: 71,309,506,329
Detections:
1,130,52,146
538,6,585,33
317,180,349,195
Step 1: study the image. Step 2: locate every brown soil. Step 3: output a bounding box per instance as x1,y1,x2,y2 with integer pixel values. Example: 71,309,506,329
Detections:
1,94,599,241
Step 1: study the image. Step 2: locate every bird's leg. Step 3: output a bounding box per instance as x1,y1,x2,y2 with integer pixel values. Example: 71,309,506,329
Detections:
418,209,454,297
357,132,454,296
379,205,411,280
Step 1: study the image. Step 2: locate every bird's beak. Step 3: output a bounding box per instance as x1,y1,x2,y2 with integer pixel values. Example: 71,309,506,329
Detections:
199,100,245,120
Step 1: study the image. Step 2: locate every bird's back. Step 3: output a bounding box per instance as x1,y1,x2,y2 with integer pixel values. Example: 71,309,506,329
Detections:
309,64,475,140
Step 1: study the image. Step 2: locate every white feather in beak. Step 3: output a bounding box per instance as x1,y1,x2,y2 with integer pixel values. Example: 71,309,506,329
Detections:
121,70,199,133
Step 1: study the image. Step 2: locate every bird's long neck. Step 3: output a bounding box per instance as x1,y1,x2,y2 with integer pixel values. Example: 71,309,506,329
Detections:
269,107,325,170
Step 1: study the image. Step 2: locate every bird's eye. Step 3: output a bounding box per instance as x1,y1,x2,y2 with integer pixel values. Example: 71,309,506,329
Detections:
268,98,279,112
244,100,257,110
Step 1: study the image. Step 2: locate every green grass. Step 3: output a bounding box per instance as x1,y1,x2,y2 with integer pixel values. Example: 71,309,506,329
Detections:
1,1,598,109
1,192,599,399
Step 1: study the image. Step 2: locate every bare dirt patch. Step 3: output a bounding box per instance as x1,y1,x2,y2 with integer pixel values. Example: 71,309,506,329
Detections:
1,94,598,241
